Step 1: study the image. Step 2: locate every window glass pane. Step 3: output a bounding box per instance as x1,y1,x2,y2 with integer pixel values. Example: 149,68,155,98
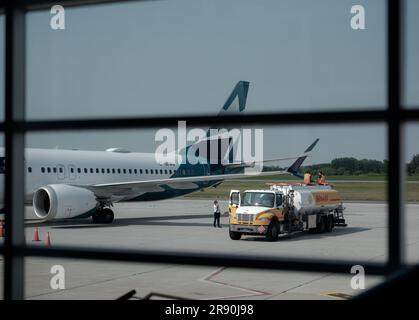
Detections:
24,257,386,300
404,0,419,108
0,134,4,299
24,124,388,265
0,257,3,299
0,133,3,300
0,15,4,122
26,0,387,121
405,122,419,264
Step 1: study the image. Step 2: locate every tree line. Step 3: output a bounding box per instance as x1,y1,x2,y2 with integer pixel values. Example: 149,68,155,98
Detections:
408,154,419,175
264,154,419,176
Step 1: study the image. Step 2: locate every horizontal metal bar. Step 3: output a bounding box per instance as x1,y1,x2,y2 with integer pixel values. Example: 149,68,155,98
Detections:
1,111,386,131
0,0,158,12
16,245,390,275
404,108,419,119
0,109,414,132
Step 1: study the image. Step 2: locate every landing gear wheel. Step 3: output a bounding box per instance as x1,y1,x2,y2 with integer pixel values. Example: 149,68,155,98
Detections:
325,215,334,232
92,210,101,223
229,229,242,240
92,208,114,224
266,221,279,241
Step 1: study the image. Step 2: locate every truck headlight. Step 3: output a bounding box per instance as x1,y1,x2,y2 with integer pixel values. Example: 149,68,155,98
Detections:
258,217,271,221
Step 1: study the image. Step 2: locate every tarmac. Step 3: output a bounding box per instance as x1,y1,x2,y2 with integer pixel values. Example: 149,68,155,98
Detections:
1,199,419,300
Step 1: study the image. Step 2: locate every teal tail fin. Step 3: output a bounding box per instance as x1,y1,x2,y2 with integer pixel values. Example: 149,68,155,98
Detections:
218,81,249,115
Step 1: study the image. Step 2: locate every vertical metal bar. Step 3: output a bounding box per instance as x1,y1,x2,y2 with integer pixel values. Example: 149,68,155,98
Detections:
4,2,26,300
387,0,405,270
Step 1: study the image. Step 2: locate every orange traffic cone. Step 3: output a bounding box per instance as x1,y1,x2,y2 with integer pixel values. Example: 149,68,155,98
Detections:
32,227,41,241
0,221,4,238
45,232,51,246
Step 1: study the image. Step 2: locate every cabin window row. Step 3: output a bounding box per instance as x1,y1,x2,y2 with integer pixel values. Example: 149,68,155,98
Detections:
33,167,176,175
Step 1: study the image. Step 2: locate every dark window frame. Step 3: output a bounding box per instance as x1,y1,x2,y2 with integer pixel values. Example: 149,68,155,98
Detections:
1,0,417,300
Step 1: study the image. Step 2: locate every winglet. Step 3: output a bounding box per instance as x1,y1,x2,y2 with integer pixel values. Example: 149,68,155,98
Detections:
286,139,319,179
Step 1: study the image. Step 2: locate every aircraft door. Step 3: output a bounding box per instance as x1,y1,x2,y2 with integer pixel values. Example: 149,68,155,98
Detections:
57,165,65,180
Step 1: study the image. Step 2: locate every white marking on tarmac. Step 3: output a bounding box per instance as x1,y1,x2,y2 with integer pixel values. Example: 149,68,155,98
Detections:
199,267,270,300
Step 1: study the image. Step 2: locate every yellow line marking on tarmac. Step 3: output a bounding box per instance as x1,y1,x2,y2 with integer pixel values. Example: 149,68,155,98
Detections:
321,291,353,300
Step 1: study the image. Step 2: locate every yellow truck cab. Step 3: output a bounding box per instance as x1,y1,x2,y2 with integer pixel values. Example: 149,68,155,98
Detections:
228,184,346,241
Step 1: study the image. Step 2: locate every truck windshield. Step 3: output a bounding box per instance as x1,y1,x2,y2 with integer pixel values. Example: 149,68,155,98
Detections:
241,192,275,207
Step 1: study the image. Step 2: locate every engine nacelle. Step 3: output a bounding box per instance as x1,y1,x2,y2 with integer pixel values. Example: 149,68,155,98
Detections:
33,184,98,220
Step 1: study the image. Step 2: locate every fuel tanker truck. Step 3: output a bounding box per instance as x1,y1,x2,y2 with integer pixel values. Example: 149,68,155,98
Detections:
228,183,346,241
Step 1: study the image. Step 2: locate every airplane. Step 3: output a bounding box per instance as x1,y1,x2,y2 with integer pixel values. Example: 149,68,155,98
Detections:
0,81,319,223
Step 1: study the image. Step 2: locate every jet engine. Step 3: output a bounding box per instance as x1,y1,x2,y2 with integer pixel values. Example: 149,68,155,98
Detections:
33,184,97,220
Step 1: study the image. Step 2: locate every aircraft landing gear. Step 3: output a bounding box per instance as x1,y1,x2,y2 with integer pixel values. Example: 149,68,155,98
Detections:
92,208,114,224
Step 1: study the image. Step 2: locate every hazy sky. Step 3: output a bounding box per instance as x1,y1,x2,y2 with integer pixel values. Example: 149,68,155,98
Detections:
0,0,418,164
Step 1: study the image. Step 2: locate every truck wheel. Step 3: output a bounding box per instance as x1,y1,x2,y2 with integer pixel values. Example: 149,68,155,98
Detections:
325,215,334,232
266,222,279,241
229,229,242,240
317,216,326,233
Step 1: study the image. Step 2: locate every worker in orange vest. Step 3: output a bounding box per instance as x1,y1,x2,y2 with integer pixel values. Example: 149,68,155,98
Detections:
317,171,326,185
303,171,312,185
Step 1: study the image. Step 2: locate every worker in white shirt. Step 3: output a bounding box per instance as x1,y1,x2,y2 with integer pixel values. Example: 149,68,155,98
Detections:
213,200,221,228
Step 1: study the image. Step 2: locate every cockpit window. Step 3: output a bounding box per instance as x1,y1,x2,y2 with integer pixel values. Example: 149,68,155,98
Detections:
241,192,275,207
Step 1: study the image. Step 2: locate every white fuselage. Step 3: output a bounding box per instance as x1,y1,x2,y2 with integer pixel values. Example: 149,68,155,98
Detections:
0,147,193,206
